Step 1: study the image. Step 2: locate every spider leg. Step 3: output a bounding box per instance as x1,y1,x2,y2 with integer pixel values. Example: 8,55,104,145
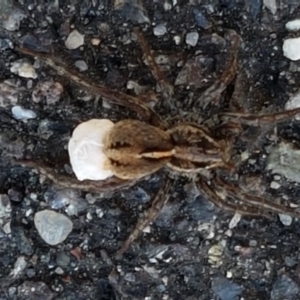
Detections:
15,47,166,129
219,107,300,127
13,159,137,193
116,177,172,258
195,177,272,218
201,30,241,108
211,107,300,157
214,176,300,218
208,122,243,147
134,28,174,100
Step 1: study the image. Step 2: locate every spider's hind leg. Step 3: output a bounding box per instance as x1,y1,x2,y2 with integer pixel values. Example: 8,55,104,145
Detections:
213,176,300,219
13,159,136,193
196,176,272,219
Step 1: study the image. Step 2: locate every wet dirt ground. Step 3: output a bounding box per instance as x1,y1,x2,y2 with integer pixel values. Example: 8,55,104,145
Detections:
1,0,300,299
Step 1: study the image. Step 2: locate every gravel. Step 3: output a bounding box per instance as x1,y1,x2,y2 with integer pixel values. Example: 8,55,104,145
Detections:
64,29,84,50
283,37,300,61
34,210,73,246
1,0,300,299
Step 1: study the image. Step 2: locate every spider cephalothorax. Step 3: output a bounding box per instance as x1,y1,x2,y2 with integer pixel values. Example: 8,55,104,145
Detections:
13,28,300,257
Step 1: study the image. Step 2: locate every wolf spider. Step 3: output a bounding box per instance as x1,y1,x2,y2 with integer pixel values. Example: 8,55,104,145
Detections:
14,28,300,257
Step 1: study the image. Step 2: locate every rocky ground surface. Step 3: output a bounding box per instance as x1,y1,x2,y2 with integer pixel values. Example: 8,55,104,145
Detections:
1,0,300,299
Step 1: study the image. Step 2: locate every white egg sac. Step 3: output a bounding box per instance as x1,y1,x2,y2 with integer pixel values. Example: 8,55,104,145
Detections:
68,119,115,181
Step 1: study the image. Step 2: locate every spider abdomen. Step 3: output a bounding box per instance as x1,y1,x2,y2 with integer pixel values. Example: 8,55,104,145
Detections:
103,119,173,180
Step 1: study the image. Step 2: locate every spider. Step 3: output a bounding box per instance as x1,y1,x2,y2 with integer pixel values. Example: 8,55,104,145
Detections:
13,28,300,258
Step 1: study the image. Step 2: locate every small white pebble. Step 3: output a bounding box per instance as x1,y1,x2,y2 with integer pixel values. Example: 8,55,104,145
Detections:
270,181,281,189
164,257,172,263
186,32,199,47
163,2,172,10
286,19,300,31
27,80,33,89
225,229,232,237
30,193,37,201
289,202,299,208
229,213,241,229
283,37,300,61
263,0,277,14
65,30,84,50
248,159,256,165
4,11,26,31
143,225,151,233
208,243,224,265
162,276,168,286
96,209,104,218
75,60,88,72
173,35,181,45
226,271,233,278
86,212,93,220
10,60,37,79
279,214,292,226
91,38,101,46
25,208,33,217
102,98,112,109
34,210,73,245
12,106,37,120
234,245,242,252
155,248,168,260
153,24,167,36
285,90,300,120
55,267,64,274
197,223,215,239
240,151,250,161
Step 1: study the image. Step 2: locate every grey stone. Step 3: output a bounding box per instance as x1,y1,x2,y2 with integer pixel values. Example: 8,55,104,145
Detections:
34,210,73,245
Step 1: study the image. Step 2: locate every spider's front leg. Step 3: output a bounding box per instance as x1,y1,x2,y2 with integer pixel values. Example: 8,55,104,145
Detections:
133,28,174,101
219,107,300,127
200,29,241,108
15,47,166,129
209,107,300,153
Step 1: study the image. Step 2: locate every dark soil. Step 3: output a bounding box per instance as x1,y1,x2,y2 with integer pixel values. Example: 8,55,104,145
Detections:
1,1,300,299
